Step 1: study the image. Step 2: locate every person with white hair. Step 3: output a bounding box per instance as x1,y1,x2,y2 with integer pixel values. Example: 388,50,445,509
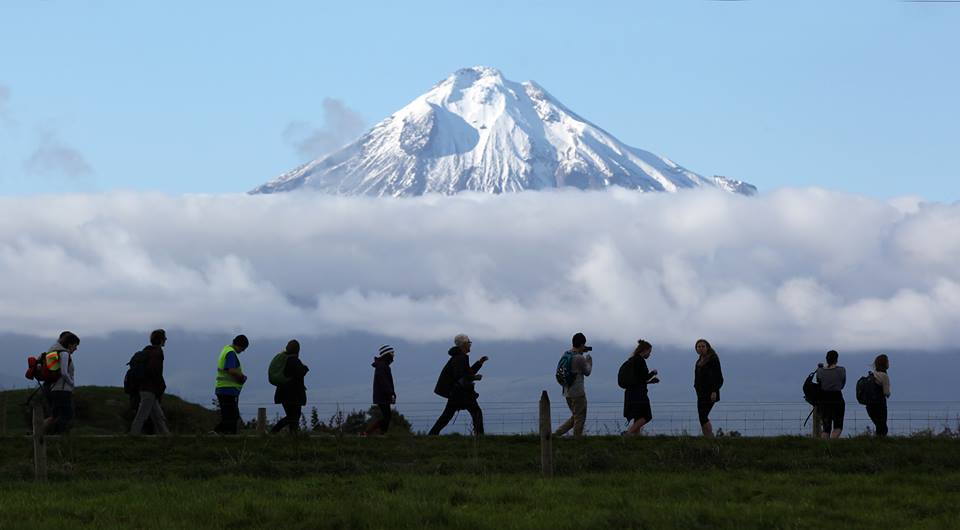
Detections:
428,334,488,435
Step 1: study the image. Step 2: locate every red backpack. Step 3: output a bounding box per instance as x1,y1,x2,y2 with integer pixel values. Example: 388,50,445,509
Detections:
24,351,63,384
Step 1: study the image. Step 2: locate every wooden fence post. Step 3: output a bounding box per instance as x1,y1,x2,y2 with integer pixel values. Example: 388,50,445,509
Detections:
539,391,553,477
1,394,6,435
32,404,47,482
257,407,267,434
812,408,822,438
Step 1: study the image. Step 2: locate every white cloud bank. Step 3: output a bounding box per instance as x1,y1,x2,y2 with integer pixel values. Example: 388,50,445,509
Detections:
1,187,958,352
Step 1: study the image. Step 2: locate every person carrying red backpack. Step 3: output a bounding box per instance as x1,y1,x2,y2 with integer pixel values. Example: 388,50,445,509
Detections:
43,331,80,434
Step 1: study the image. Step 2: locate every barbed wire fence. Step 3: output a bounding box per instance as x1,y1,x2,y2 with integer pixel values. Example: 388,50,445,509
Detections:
235,399,960,437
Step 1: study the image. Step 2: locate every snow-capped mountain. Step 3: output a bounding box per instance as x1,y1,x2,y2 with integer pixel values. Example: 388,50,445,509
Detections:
252,67,756,196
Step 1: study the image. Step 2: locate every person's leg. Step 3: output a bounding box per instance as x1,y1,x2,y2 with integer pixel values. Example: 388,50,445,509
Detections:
379,403,392,434
628,402,652,435
554,397,577,435
286,403,301,433
830,401,844,439
46,391,73,434
572,396,588,437
698,400,715,437
428,401,458,435
131,391,157,434
271,403,294,433
466,402,484,436
876,401,888,437
215,394,240,434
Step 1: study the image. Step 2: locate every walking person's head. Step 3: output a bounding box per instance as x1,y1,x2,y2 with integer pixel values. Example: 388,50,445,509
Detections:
634,339,653,359
873,354,889,372
825,350,839,366
285,339,300,356
571,332,589,352
58,331,80,353
695,339,714,358
150,329,167,347
454,334,472,354
377,344,395,362
232,334,249,353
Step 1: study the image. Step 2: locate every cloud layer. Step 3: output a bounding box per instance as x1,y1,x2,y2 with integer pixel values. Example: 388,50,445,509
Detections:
1,188,958,352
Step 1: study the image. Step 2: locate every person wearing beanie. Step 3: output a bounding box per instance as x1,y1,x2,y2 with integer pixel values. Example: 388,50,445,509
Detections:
270,339,310,434
363,344,396,436
214,334,249,434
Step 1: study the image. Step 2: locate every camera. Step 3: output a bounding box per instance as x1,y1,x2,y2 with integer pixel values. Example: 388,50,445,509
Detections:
583,346,593,352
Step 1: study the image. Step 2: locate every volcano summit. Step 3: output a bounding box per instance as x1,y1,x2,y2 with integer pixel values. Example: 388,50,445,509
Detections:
252,67,755,197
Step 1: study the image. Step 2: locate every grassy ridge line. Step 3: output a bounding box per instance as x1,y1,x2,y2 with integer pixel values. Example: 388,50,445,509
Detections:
1,472,958,529
0,386,217,434
0,436,958,482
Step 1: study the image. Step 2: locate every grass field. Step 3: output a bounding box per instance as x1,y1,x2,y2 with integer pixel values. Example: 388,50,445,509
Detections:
0,435,958,529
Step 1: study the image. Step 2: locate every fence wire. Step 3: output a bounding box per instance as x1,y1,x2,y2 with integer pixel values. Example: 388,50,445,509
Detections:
234,400,960,437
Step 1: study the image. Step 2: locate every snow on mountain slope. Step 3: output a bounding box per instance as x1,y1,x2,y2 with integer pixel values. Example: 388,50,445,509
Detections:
252,67,756,197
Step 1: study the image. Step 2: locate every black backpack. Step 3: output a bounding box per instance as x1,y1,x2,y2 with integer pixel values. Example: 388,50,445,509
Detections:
617,357,638,389
433,358,456,399
123,350,149,395
802,370,821,407
856,372,883,405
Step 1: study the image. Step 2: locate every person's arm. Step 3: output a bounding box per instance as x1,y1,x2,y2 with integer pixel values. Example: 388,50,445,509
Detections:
714,357,724,391
223,352,245,383
635,357,650,382
386,366,396,402
573,354,593,377
470,356,488,376
840,367,846,389
881,373,891,397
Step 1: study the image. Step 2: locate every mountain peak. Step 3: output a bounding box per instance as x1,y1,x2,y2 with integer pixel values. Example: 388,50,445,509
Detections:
251,68,756,197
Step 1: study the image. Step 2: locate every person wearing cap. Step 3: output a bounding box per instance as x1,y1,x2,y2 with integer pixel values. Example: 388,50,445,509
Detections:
362,344,397,436
270,339,310,434
555,332,593,437
428,334,488,436
129,329,171,435
214,334,249,435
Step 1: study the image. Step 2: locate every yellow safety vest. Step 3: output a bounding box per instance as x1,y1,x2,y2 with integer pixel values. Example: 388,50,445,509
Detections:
45,351,61,371
215,345,244,390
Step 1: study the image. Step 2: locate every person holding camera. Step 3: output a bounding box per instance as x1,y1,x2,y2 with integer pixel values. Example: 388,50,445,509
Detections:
623,339,659,436
555,332,593,437
428,334,488,436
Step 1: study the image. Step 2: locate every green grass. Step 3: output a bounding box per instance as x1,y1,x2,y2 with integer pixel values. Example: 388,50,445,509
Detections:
0,471,958,529
1,428,959,528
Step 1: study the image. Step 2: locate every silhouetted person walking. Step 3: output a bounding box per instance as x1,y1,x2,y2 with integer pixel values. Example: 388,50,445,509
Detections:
363,345,397,436
694,339,723,438
816,350,846,439
214,335,249,434
555,332,593,437
429,334,487,436
623,339,659,436
867,354,891,437
130,329,171,435
43,331,80,435
270,339,309,434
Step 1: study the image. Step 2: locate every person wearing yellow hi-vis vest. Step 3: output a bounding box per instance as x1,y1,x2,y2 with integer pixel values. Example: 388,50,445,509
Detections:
213,335,249,434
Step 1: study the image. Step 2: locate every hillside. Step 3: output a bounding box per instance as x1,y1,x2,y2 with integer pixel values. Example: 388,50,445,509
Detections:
0,386,217,435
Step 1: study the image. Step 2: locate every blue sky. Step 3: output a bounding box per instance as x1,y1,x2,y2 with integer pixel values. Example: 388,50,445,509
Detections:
1,0,958,199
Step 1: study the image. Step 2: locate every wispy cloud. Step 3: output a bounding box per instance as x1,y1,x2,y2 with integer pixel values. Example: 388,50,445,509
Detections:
0,188,957,353
23,130,93,177
283,98,365,160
